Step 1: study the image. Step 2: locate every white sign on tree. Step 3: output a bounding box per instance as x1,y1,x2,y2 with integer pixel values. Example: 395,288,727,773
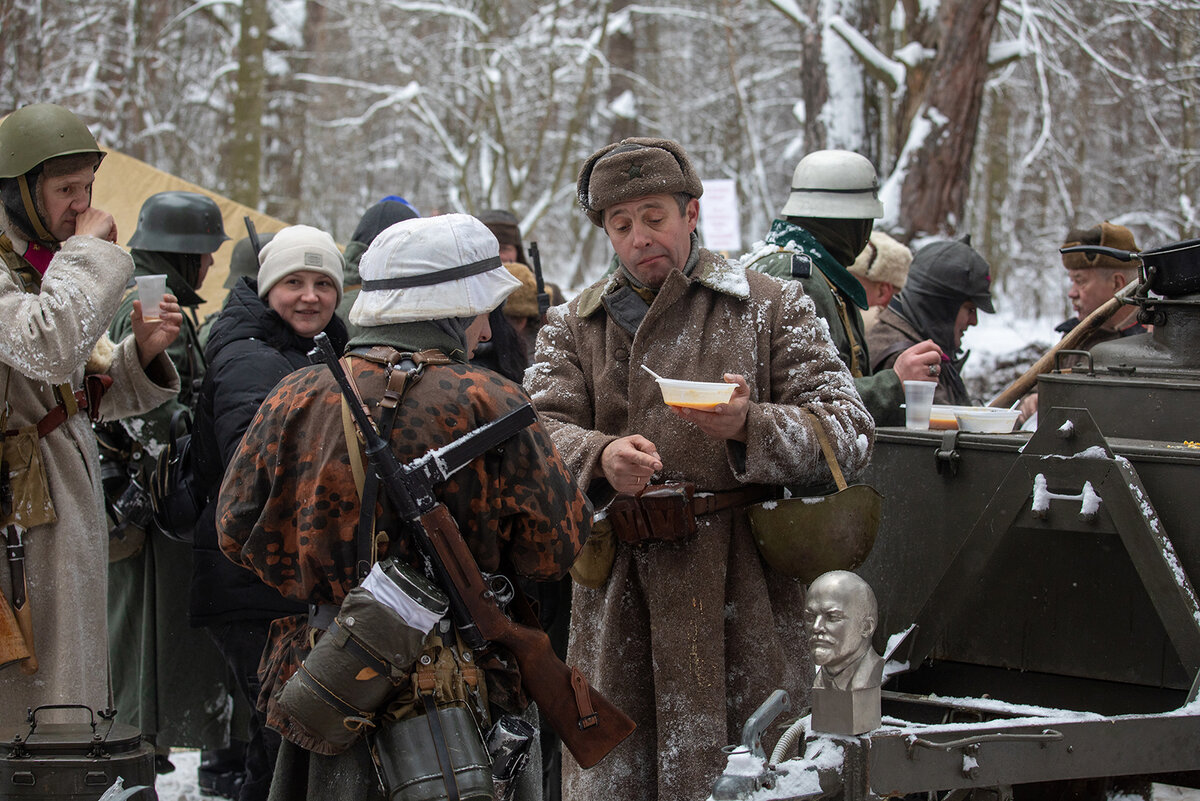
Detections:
699,179,741,255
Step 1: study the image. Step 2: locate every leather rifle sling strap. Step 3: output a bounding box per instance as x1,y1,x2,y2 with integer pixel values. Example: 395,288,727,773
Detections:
821,272,866,379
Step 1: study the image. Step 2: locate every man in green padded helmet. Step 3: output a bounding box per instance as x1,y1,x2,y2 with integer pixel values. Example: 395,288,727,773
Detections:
0,103,182,719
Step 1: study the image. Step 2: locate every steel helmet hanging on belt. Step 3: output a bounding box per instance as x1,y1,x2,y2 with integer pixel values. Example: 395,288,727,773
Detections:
748,411,882,583
127,191,229,254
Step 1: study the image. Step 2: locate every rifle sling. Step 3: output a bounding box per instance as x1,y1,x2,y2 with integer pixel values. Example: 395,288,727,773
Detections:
570,667,599,730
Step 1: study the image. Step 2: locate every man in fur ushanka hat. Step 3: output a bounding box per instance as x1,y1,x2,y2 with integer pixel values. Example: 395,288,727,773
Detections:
1016,221,1147,424
526,137,873,801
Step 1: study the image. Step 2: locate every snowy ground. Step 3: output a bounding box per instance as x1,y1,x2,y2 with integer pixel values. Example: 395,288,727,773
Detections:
147,749,201,801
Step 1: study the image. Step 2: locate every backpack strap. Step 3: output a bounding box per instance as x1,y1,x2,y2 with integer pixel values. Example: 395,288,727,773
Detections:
339,349,450,581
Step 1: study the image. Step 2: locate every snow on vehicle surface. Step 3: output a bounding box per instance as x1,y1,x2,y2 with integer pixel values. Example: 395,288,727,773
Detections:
711,270,1200,800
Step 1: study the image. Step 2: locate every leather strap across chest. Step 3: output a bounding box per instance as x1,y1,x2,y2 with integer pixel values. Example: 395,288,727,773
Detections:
340,347,455,582
820,272,866,378
1,241,110,437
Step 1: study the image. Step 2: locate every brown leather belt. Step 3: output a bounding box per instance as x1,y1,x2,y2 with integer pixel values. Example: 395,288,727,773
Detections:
690,485,775,516
4,375,113,439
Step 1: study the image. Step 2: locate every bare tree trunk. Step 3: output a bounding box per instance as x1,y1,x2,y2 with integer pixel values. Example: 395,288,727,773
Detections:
228,0,267,208
898,0,1001,238
607,0,636,143
800,0,828,149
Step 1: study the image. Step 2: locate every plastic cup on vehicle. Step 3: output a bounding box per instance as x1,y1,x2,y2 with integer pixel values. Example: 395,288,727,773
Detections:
135,274,168,321
903,380,937,430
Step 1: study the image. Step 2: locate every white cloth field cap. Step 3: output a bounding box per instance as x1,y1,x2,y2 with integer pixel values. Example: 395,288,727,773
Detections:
350,213,522,327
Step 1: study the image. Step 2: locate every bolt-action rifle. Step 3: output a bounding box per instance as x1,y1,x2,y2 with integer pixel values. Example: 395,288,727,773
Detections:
528,242,551,320
309,333,635,768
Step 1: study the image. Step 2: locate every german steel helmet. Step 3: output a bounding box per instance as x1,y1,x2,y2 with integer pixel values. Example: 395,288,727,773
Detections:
127,191,229,254
0,103,104,178
779,150,884,220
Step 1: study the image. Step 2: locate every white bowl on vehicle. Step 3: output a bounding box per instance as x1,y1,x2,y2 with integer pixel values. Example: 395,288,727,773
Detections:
655,377,735,409
953,407,1020,433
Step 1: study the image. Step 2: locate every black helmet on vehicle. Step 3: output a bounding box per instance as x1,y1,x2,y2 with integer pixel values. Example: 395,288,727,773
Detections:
127,192,229,254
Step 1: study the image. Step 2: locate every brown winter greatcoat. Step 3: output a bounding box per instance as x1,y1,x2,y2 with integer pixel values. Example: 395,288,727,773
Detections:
0,215,180,719
525,248,874,801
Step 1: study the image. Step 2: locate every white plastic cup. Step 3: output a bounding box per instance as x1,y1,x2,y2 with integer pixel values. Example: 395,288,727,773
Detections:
903,380,937,430
134,274,168,321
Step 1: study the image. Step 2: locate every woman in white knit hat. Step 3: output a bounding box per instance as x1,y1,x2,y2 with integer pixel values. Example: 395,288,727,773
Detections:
215,214,591,801
190,223,349,801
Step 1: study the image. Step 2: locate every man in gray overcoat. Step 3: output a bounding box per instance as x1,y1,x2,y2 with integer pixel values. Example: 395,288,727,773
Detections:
0,103,181,718
525,137,875,801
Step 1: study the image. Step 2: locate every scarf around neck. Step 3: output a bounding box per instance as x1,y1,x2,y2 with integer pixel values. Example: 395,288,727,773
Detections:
765,219,868,310
346,320,472,362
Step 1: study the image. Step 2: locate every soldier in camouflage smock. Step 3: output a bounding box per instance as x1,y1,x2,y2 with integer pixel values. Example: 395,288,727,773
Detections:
217,214,590,800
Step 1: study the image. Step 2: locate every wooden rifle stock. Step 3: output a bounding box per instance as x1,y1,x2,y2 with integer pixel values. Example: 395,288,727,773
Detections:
419,505,635,769
989,279,1141,409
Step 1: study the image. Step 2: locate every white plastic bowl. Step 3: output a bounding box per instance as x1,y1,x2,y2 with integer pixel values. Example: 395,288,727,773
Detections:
954,407,1020,433
655,377,736,409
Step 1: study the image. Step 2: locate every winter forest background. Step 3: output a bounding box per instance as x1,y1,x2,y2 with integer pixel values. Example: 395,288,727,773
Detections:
2,0,1198,322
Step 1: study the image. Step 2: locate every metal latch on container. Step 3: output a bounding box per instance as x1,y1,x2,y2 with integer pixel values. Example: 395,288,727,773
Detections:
934,431,960,476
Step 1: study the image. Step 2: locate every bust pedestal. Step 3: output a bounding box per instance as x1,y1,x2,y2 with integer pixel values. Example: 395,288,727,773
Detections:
811,685,880,735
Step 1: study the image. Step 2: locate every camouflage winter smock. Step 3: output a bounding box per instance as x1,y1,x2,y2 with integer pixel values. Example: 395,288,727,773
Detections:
525,247,874,801
217,353,590,754
743,220,906,426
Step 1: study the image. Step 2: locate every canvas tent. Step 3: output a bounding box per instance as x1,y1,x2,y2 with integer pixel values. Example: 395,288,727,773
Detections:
91,149,291,319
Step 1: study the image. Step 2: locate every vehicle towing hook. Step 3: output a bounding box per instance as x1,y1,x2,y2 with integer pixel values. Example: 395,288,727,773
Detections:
711,689,792,800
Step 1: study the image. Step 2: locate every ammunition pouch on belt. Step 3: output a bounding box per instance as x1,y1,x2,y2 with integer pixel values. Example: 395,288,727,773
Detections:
0,426,57,530
277,560,449,753
2,374,114,531
607,482,696,546
604,482,776,547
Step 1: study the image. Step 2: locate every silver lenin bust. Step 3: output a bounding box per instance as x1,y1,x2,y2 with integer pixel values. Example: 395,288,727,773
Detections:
804,570,882,734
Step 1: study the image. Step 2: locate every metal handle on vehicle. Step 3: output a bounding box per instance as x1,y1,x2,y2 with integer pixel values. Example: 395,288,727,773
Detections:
905,728,1063,754
1053,349,1093,374
26,703,97,735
